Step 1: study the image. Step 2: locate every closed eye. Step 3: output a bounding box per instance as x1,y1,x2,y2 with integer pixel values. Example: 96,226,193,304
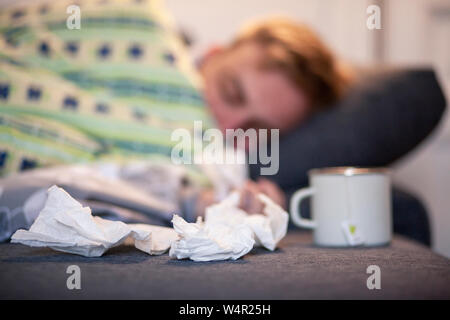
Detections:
219,72,246,107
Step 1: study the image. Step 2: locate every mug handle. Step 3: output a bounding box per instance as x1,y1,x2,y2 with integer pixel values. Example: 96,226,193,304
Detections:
290,187,317,229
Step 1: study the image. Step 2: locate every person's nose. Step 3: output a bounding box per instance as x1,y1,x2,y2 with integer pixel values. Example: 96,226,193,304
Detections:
218,109,250,131
204,89,251,131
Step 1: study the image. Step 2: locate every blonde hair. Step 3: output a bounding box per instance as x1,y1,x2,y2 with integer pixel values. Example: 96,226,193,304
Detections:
230,18,353,109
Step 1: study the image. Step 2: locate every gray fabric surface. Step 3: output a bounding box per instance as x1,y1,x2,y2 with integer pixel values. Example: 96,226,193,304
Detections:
0,231,449,299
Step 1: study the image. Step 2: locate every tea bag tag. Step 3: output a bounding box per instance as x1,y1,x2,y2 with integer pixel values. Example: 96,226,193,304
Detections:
341,220,364,246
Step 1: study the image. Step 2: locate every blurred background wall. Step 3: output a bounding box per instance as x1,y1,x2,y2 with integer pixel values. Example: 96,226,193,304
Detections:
166,0,450,257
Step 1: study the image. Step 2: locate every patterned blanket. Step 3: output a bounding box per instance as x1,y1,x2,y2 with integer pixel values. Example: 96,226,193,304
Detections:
0,0,211,175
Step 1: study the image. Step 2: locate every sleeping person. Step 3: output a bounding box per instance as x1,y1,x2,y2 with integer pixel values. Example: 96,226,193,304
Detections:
199,18,447,245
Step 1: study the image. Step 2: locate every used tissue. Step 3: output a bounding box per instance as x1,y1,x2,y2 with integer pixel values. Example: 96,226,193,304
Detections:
169,192,289,261
11,185,178,257
169,215,255,261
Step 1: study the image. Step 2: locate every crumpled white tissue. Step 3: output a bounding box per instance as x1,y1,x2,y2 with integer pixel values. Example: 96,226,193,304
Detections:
11,185,178,257
169,215,255,261
169,192,289,261
124,223,179,255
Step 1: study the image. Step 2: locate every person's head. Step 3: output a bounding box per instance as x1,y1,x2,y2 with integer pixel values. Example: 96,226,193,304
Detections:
201,18,352,134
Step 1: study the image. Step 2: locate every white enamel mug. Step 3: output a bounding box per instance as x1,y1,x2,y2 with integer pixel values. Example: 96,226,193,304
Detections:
290,167,392,247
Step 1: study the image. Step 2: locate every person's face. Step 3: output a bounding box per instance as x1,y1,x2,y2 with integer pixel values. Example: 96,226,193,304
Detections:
202,43,311,134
